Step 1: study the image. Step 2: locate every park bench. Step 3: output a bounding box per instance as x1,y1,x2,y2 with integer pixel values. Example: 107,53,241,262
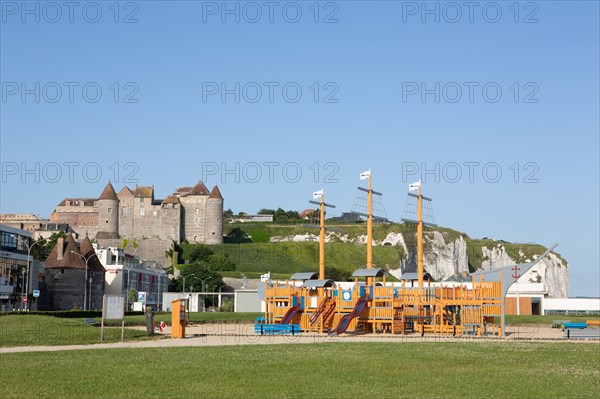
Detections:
254,323,301,336
84,318,100,327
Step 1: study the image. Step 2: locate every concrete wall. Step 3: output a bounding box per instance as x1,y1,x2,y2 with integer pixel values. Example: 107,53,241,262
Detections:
542,297,600,315
234,290,260,312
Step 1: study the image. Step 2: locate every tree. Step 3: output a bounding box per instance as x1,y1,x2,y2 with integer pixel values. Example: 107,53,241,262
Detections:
128,287,138,309
257,208,275,215
223,208,234,219
30,232,68,261
174,262,225,293
325,266,352,282
187,245,214,263
207,254,236,272
224,227,251,244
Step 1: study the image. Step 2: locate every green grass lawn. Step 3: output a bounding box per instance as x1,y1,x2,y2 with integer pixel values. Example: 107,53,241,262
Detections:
1,342,598,398
211,241,403,274
100,312,262,326
0,313,262,346
0,315,149,347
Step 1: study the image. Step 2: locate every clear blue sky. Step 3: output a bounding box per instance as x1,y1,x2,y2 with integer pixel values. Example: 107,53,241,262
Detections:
1,1,598,296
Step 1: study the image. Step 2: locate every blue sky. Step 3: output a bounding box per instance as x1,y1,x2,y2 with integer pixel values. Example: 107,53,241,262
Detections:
1,1,598,296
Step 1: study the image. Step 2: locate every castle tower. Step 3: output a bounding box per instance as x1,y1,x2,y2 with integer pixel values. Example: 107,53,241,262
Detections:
96,182,119,239
205,185,224,244
179,181,210,243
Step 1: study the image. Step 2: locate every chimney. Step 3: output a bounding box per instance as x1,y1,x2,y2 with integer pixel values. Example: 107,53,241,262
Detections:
56,237,64,260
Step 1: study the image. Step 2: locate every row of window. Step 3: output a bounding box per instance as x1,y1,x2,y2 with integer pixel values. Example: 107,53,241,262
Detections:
0,232,30,252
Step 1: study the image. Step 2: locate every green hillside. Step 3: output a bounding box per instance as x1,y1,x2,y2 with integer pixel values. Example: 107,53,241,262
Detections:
176,222,564,280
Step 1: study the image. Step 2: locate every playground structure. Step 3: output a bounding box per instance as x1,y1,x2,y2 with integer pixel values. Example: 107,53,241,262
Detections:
258,171,557,337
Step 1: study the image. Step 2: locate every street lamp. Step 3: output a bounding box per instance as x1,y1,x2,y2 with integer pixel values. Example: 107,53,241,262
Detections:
9,234,41,311
71,251,98,311
181,273,196,294
200,277,211,312
124,262,140,311
154,266,165,311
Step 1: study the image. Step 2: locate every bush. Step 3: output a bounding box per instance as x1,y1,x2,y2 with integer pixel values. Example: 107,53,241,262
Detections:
207,254,236,272
224,227,251,244
219,298,234,312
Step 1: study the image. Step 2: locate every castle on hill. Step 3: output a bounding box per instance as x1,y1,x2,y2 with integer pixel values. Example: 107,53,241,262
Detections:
50,180,224,244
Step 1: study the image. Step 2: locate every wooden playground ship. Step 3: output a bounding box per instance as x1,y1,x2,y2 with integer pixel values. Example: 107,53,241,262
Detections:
257,170,557,337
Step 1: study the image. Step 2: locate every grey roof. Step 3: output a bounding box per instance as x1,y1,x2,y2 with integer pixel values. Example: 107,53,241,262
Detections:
400,272,432,281
302,279,336,288
290,272,319,281
352,268,386,278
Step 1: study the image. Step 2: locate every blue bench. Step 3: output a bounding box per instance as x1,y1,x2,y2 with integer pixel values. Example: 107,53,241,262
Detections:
564,322,587,329
254,323,301,335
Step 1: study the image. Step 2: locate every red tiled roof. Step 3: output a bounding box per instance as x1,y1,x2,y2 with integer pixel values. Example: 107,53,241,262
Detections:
189,181,210,195
208,185,223,200
118,186,134,198
44,234,104,272
98,182,119,201
162,195,180,205
134,186,154,198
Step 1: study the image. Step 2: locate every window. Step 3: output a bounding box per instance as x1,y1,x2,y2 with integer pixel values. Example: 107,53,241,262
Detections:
108,208,112,214
122,207,127,217
140,206,145,216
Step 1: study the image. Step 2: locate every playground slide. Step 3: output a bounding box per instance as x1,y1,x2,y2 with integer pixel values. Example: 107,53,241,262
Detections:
332,297,368,335
280,306,300,324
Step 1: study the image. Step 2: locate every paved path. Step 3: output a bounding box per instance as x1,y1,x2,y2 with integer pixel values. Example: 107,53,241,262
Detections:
2,324,596,354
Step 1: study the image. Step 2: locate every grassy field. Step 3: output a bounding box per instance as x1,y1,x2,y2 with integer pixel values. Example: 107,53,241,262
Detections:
0,313,261,347
210,241,403,274
0,315,150,347
1,342,599,398
100,312,262,326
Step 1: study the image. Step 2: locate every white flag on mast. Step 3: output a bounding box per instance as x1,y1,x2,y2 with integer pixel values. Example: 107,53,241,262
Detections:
409,181,421,191
359,170,371,180
313,189,324,199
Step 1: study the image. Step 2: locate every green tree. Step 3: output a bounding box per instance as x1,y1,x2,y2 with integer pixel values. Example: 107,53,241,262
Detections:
223,208,234,219
224,227,251,244
325,266,352,282
174,262,225,293
187,245,214,263
257,208,275,215
30,232,68,261
207,254,236,272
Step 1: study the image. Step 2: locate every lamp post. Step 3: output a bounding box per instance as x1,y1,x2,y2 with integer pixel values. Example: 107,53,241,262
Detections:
200,277,211,312
181,273,196,295
71,251,98,311
88,276,93,310
124,262,139,311
9,234,41,311
154,266,165,311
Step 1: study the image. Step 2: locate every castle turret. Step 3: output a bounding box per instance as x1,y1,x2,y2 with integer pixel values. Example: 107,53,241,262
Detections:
96,182,119,239
206,185,224,244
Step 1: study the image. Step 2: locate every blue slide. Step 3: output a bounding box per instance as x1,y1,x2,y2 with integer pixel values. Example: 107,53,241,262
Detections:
332,297,368,335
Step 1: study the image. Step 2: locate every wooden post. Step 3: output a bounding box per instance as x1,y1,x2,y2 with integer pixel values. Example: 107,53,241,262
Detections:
417,185,424,288
319,193,325,280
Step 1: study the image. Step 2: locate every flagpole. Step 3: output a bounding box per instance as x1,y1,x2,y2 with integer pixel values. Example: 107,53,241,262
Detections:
417,183,424,289
319,191,325,280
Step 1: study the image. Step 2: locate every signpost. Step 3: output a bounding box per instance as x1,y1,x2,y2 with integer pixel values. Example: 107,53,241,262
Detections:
101,294,125,341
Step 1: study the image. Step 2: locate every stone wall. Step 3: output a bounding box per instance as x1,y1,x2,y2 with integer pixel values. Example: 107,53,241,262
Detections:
43,268,105,310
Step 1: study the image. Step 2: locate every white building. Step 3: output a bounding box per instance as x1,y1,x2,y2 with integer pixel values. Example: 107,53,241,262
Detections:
95,245,168,309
